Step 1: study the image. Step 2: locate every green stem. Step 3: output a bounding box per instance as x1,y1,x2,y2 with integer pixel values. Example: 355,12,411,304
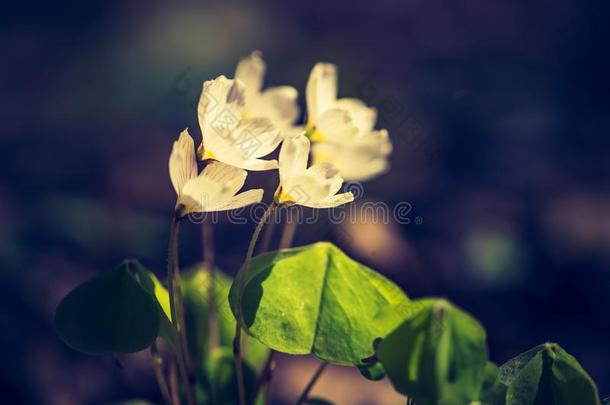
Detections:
167,216,197,405
253,350,276,405
296,362,329,404
202,219,218,351
150,341,171,405
168,354,181,405
234,202,277,405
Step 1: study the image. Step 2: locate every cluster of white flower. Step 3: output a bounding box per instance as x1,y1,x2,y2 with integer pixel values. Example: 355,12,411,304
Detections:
169,52,392,216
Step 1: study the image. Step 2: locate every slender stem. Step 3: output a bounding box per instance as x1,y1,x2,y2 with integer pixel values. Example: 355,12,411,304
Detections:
202,219,218,351
259,213,276,253
167,216,197,405
252,350,276,404
279,216,298,249
168,354,181,405
234,202,277,405
296,362,329,404
150,342,171,405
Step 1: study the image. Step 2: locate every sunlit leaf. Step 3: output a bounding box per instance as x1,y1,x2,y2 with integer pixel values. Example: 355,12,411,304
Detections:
54,260,161,354
500,343,601,405
128,261,176,344
377,299,488,405
229,242,411,365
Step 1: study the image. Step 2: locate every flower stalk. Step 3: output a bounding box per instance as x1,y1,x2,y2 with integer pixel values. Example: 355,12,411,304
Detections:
234,202,277,405
296,361,329,404
150,341,171,405
167,216,197,405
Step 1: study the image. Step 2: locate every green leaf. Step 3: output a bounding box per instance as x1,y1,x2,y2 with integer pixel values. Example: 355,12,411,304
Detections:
358,361,386,381
479,362,506,404
229,242,411,365
128,261,176,344
54,260,161,355
377,299,488,405
204,347,259,405
182,266,268,370
500,343,601,405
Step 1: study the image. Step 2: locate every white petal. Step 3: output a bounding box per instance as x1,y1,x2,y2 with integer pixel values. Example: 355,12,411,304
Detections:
333,98,377,133
315,108,359,140
303,192,355,209
169,129,197,195
201,161,247,197
311,129,392,181
279,133,310,183
198,76,245,153
230,118,282,159
178,173,222,214
235,51,265,104
280,162,342,205
306,63,337,125
209,189,264,211
257,86,300,127
241,158,279,171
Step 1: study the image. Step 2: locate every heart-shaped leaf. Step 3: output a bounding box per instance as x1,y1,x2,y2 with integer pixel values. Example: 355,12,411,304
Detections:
479,362,506,404
128,261,175,344
499,343,601,405
229,242,411,365
183,266,269,369
54,260,161,354
377,298,488,405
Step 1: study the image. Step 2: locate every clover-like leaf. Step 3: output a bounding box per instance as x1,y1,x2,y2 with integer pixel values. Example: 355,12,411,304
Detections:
128,261,176,344
500,343,601,405
229,242,411,365
377,298,489,405
54,260,161,354
182,266,269,369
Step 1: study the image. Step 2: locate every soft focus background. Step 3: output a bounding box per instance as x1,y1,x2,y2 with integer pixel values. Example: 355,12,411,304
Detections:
2,1,609,404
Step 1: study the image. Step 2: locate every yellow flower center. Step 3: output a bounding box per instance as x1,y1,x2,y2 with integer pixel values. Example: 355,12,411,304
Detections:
274,186,296,205
305,123,325,142
202,149,217,160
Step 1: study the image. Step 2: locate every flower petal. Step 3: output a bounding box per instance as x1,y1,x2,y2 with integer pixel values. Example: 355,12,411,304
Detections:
169,129,198,195
312,129,392,181
201,161,247,197
178,173,222,214
303,192,355,209
315,108,359,140
279,133,310,183
210,189,264,211
230,118,282,159
241,158,279,171
333,98,377,133
198,76,245,152
248,86,300,129
235,51,265,104
306,63,337,125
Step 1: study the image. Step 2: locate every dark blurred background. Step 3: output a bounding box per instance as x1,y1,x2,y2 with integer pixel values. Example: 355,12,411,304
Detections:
2,1,609,404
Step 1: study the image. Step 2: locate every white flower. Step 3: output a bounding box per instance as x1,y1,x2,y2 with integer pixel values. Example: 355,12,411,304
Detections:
275,133,354,208
197,75,282,171
235,51,300,133
305,63,392,181
170,129,263,217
